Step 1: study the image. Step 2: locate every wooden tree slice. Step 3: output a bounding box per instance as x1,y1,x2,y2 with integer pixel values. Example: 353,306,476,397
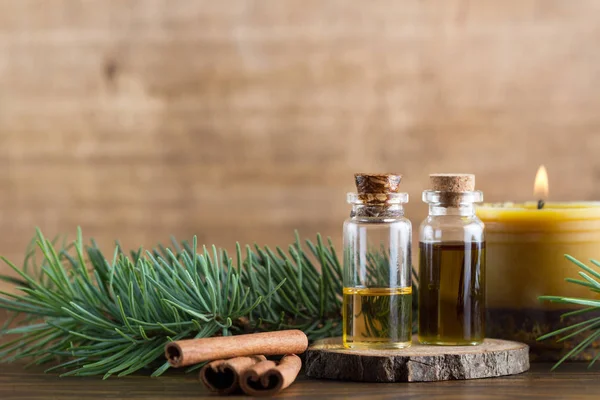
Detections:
305,337,529,383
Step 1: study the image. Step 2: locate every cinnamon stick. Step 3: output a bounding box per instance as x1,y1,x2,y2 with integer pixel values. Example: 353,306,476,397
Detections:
240,354,302,397
199,355,266,395
165,330,308,368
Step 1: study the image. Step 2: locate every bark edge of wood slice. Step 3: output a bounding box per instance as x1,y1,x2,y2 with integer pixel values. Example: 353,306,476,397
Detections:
305,337,529,383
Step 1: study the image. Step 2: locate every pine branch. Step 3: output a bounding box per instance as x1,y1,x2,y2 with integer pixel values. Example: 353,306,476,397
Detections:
0,228,348,378
538,255,600,370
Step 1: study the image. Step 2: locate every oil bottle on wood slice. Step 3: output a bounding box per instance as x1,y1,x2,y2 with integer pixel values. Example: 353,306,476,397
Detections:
342,173,413,349
418,174,486,345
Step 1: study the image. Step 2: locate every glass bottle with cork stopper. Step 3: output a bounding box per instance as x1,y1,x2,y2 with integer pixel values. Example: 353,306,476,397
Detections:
343,173,413,349
418,174,486,345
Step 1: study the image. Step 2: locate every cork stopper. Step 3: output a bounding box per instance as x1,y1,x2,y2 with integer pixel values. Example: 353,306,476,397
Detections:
430,174,475,193
354,173,402,204
428,173,476,206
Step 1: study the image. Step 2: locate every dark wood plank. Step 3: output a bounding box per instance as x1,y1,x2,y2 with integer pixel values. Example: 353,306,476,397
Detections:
0,362,598,399
0,312,597,398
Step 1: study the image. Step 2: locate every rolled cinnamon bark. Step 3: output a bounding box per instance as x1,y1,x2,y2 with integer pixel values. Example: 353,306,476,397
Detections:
199,355,266,395
165,330,308,368
240,354,302,397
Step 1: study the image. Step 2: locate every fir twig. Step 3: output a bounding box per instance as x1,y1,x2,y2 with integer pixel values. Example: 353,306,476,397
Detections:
0,228,344,378
538,254,600,369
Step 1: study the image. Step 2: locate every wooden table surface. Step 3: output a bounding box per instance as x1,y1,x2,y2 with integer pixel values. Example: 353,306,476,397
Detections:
1,362,599,400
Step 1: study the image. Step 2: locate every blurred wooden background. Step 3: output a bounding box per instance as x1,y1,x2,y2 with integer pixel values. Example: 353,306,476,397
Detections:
2,1,600,290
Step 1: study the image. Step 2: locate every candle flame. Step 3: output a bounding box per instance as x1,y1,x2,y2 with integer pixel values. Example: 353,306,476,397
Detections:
534,165,549,200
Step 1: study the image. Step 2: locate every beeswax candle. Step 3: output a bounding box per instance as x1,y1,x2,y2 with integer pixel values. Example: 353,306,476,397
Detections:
477,167,600,360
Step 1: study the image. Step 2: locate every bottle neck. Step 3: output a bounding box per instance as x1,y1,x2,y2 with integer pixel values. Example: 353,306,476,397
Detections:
429,203,475,216
422,190,482,217
351,204,405,218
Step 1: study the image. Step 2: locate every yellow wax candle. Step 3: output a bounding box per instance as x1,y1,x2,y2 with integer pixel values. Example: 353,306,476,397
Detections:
478,202,600,308
477,202,600,361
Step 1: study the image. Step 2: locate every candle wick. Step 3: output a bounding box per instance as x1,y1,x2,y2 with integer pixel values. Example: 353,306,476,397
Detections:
537,199,545,210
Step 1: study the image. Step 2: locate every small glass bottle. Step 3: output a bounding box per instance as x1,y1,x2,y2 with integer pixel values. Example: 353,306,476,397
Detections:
418,174,486,345
343,173,413,349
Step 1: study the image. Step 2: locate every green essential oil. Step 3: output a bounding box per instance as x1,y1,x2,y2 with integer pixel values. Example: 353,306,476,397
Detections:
418,241,486,345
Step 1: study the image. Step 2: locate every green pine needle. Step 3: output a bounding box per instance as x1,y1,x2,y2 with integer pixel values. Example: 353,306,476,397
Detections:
0,228,419,378
538,254,600,369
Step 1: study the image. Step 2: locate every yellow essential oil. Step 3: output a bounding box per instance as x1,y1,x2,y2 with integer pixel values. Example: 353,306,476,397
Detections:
343,287,412,349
